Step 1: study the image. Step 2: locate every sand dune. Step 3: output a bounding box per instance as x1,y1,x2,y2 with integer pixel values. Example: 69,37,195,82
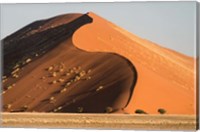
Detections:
2,14,137,113
1,12,196,115
73,12,196,114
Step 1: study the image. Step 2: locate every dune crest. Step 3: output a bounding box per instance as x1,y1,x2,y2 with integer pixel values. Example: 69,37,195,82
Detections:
73,12,196,114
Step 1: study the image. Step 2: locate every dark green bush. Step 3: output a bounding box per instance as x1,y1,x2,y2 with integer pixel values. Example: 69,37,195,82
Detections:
158,108,166,114
135,109,147,114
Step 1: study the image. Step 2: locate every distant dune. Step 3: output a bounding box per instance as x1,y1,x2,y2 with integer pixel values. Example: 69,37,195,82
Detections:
1,12,196,115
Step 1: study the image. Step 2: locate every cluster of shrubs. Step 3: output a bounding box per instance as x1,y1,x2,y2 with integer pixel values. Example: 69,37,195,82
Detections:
135,108,166,114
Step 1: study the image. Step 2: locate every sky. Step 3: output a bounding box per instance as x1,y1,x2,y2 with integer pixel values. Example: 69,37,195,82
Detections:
0,2,197,56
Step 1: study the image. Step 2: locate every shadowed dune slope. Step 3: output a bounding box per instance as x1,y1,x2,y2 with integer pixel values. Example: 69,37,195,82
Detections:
2,14,137,113
3,13,83,76
73,12,196,114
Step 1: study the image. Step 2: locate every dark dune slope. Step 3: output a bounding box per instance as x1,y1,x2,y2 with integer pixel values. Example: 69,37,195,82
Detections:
3,14,84,76
2,13,137,113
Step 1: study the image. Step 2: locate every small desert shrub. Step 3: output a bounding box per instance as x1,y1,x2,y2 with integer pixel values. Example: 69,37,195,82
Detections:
135,109,147,114
105,107,113,113
4,104,12,110
158,108,166,114
77,107,84,113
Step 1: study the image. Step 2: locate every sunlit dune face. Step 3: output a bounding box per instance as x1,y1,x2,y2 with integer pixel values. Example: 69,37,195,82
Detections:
73,12,196,114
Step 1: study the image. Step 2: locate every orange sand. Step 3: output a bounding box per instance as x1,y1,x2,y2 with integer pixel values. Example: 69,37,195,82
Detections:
73,12,196,114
